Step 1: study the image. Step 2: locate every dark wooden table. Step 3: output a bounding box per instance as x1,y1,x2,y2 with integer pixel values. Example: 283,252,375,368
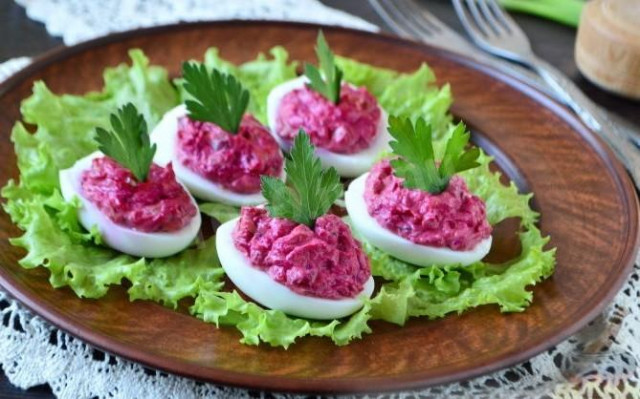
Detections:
0,0,637,398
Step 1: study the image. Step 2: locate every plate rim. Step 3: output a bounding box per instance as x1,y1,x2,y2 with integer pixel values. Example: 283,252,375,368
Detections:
0,20,638,394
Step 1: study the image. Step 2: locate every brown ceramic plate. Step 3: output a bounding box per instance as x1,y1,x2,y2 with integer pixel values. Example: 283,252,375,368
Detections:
0,22,638,394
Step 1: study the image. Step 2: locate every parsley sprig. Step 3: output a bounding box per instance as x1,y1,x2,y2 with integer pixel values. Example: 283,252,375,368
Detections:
95,103,156,182
389,116,480,194
261,131,343,227
304,31,343,104
182,62,249,134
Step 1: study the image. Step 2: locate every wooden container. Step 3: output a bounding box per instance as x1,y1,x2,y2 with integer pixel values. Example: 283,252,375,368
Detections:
575,0,640,100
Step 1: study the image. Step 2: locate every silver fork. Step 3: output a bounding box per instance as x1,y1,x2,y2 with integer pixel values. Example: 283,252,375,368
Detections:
370,0,476,52
371,0,640,145
452,0,640,186
369,0,556,98
371,0,640,182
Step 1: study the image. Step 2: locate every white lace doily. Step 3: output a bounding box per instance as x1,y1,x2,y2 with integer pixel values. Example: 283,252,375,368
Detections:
14,0,377,46
1,1,639,398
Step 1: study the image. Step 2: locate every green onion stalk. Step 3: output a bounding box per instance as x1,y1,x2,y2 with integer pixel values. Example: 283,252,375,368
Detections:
499,0,585,27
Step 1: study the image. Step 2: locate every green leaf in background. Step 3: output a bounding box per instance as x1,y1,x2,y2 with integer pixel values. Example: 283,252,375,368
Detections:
499,0,585,27
3,47,555,348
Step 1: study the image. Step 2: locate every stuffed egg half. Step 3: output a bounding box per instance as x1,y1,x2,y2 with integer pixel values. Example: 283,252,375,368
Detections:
267,76,391,178
59,151,201,258
345,170,492,267
216,209,375,320
151,105,285,206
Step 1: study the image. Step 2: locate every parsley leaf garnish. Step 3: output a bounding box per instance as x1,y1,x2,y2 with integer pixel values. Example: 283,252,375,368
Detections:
261,131,343,226
95,103,156,182
388,116,480,194
182,62,249,134
304,31,343,104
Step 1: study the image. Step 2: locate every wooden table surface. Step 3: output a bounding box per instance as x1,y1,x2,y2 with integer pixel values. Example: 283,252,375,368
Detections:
0,0,638,397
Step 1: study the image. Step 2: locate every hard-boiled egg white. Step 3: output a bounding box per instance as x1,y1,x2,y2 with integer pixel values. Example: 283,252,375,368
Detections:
216,217,375,320
59,151,202,258
151,105,285,206
266,76,391,178
345,173,492,267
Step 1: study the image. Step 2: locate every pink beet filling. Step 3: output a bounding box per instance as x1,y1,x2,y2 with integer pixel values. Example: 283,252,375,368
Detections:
81,156,197,233
364,159,492,251
177,114,283,194
275,84,381,154
232,207,371,299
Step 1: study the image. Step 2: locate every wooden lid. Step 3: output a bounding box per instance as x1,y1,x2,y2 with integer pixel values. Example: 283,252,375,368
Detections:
575,0,640,99
603,0,640,33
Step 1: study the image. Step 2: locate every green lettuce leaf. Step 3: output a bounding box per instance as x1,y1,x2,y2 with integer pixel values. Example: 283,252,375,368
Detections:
461,151,538,227
191,287,370,348
10,121,64,195
364,226,556,323
128,238,225,308
102,50,179,124
336,56,453,136
19,50,177,178
3,47,555,349
2,48,189,300
6,187,221,302
7,195,146,298
198,202,240,223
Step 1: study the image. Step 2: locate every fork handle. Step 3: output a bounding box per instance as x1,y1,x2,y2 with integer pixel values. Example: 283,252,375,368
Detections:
530,56,640,186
